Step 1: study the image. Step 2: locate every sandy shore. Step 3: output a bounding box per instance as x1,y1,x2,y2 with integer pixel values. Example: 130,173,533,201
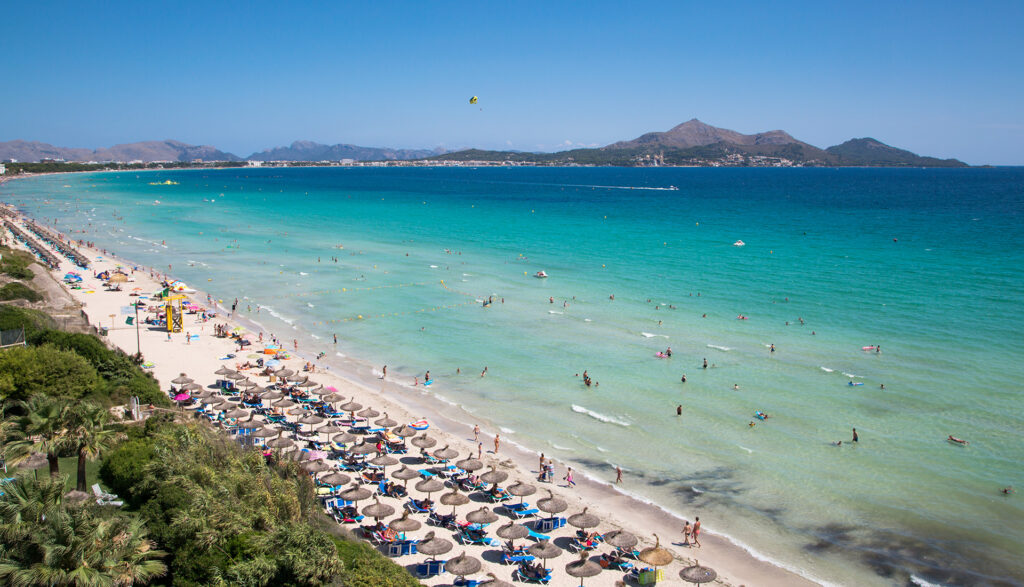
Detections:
2,209,821,587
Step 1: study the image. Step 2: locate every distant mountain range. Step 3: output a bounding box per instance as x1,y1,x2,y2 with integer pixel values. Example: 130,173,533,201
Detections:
247,140,445,162
0,120,968,167
0,140,240,164
431,119,968,167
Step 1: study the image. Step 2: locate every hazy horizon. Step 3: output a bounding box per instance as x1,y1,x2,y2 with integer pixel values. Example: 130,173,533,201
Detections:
2,1,1022,165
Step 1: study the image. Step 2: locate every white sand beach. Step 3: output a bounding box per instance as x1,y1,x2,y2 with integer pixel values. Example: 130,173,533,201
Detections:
3,208,820,587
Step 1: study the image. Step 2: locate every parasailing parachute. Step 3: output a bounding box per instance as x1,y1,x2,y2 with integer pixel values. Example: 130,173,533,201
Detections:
469,96,478,104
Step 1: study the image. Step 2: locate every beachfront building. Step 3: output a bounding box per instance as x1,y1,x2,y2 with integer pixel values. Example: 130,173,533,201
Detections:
0,163,5,175
247,160,263,167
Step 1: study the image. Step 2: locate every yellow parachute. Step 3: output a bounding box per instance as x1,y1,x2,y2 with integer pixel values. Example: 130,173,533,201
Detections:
469,96,478,104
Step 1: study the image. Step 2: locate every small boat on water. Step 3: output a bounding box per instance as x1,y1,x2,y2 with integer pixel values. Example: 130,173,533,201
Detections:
733,240,746,247
534,271,548,278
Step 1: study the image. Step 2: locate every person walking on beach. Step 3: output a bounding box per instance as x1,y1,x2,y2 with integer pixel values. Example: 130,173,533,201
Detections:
615,466,622,484
473,424,480,441
682,520,692,546
186,331,190,345
692,517,702,547
494,434,500,454
565,467,575,488
478,442,483,459
382,365,387,378
333,333,337,344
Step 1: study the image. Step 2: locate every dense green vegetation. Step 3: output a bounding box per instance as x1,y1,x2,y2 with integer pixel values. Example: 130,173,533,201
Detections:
0,281,42,302
0,246,36,280
0,306,420,586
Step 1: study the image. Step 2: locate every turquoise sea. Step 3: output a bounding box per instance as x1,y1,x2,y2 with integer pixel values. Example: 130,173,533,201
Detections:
5,167,1023,586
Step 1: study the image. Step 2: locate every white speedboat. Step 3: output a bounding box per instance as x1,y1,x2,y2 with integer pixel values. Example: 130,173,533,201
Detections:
534,271,548,278
733,240,746,247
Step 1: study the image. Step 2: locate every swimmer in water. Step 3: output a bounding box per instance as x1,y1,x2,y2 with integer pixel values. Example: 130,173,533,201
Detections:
770,343,775,353
681,374,687,383
702,358,708,369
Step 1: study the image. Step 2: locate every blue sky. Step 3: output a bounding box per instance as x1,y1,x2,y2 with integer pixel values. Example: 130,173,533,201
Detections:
2,1,1022,164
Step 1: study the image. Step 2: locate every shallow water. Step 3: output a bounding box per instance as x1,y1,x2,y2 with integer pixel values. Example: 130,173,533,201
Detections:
5,166,1023,586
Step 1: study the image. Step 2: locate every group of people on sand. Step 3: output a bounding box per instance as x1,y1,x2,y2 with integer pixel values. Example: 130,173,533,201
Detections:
682,517,702,547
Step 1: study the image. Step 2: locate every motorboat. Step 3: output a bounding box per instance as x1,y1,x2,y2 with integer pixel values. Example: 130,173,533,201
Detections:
733,240,746,247
534,271,548,278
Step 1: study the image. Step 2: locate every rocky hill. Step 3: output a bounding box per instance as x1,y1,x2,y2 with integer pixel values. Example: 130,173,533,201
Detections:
0,139,239,163
247,140,445,162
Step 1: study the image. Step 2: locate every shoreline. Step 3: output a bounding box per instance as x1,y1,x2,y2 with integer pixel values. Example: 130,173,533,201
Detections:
2,204,825,586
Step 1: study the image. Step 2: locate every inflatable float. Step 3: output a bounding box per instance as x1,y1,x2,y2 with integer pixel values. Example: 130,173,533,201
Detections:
848,381,864,386
862,346,877,351
655,352,669,358
754,411,768,420
947,435,968,446
409,420,429,431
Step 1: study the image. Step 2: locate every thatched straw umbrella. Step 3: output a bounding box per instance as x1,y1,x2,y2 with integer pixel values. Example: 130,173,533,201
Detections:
567,507,600,530
565,551,602,586
388,511,422,533
361,497,395,522
528,539,562,568
496,521,530,547
638,533,673,575
445,551,482,581
537,490,568,515
507,480,536,505
414,477,445,497
416,531,453,561
440,487,470,516
320,471,351,487
466,506,499,525
480,465,509,484
679,562,718,584
411,434,437,449
375,413,398,428
391,466,420,487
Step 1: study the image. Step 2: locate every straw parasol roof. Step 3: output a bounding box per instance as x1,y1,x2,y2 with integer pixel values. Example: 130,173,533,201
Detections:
480,466,509,484
287,374,307,383
236,419,263,430
226,371,246,380
357,406,380,418
496,521,530,542
249,385,266,394
298,413,324,426
639,534,673,568
274,368,294,378
297,379,318,388
537,490,568,514
391,466,420,487
251,427,279,438
375,413,398,427
445,551,482,578
456,456,484,472
182,382,203,391
565,551,603,585
466,506,499,525
318,423,345,434
215,366,234,376
433,445,458,460
680,562,718,584
275,399,296,409
22,453,49,471
64,490,92,506
416,531,454,560
171,373,193,384
266,437,295,449
225,407,249,419
323,393,345,403
567,507,600,529
349,442,378,456
361,497,395,521
194,389,217,399
338,483,372,503
411,434,437,448
507,480,537,499
287,407,307,416
477,572,514,587
388,511,422,532
415,477,445,495
237,379,258,389
369,454,399,468
603,530,638,550
392,424,418,438
260,390,283,400
332,431,357,444
320,472,351,486
339,401,362,412
301,460,330,474
528,539,562,562
440,487,470,515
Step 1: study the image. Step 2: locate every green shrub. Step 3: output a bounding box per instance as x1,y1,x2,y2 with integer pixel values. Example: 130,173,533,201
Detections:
0,282,42,302
334,537,423,587
0,247,35,279
29,330,168,406
99,438,156,503
0,305,54,337
0,344,100,402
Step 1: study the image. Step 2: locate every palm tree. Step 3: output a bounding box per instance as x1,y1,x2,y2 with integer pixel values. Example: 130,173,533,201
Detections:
68,402,121,492
0,475,167,586
4,396,71,477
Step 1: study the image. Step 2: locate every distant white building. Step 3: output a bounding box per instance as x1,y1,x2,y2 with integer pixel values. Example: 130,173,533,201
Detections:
0,163,5,175
247,160,263,167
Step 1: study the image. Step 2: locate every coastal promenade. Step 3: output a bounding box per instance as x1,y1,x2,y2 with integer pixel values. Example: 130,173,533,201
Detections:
1,207,819,587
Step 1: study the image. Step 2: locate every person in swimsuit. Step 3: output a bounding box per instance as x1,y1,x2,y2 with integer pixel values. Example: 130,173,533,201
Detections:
682,520,692,545
692,517,702,547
